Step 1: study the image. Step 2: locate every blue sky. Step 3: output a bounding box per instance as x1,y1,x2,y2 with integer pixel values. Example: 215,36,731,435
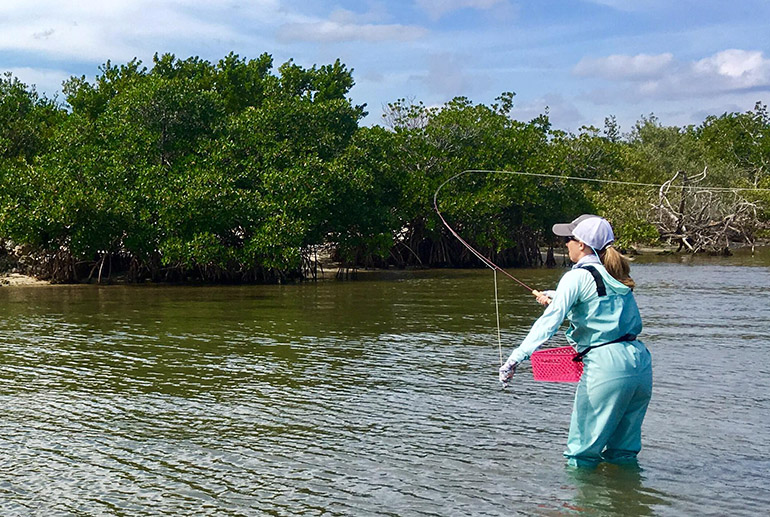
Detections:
2,0,769,133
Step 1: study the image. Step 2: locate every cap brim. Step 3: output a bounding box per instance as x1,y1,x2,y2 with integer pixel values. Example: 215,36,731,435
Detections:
552,214,601,237
552,223,576,236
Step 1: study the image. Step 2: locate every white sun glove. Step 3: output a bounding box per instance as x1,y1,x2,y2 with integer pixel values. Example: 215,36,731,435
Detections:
498,360,518,387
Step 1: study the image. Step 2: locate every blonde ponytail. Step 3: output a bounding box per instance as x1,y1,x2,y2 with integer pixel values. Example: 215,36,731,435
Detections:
600,246,635,289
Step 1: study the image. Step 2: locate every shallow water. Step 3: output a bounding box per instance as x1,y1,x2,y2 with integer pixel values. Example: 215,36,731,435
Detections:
1,251,769,515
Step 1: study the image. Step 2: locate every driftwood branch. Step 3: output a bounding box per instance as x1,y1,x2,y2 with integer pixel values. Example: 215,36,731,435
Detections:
652,168,764,253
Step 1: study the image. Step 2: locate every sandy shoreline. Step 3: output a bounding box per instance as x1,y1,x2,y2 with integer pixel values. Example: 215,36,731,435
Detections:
0,273,51,286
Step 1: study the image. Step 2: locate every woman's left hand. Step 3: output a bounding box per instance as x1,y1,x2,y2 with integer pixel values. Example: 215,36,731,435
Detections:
499,360,518,385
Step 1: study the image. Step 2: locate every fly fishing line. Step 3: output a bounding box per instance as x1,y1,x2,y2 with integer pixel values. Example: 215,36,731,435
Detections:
433,168,770,366
433,170,539,366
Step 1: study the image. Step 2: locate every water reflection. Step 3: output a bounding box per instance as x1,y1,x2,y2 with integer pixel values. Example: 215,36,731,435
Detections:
563,463,669,516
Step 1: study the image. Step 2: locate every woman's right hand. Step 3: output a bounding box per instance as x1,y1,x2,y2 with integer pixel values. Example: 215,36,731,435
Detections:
532,290,552,306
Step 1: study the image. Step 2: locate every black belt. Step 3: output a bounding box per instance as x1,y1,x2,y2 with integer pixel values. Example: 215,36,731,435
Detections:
572,334,637,362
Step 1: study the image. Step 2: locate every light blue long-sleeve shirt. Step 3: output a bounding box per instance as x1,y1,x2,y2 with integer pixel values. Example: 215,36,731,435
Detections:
505,255,642,365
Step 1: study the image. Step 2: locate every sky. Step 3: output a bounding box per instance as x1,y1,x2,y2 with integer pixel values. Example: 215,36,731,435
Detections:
1,0,769,134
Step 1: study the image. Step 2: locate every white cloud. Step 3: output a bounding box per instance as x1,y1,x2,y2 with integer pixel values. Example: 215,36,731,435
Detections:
573,53,674,80
415,0,510,20
692,49,769,86
511,94,585,130
0,1,277,62
0,19,136,62
277,21,426,43
5,67,72,97
274,3,427,43
575,49,770,102
329,4,390,25
580,0,665,12
412,53,484,98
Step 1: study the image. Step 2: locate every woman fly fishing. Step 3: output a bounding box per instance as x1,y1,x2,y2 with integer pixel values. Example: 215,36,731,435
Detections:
499,215,653,468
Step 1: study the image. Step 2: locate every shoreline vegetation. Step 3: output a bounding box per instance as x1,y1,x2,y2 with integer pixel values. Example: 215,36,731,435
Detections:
1,53,768,285
4,242,767,287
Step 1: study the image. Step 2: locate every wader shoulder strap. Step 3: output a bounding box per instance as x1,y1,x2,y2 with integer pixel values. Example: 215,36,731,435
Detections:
571,265,635,362
579,265,606,297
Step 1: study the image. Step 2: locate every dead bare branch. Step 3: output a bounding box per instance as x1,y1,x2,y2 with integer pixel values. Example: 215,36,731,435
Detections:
651,169,764,253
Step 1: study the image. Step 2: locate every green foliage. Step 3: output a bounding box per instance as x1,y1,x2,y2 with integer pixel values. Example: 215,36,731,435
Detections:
696,103,770,210
1,54,768,282
0,53,365,282
377,94,597,267
328,126,403,263
0,72,64,161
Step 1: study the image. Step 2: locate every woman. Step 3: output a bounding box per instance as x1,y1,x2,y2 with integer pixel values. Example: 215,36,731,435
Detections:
499,214,653,468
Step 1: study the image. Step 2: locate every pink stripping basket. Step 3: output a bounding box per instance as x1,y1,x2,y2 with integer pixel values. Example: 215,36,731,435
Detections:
530,346,583,382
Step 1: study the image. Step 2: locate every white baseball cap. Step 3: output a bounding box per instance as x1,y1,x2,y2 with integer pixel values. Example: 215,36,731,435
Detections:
552,214,615,250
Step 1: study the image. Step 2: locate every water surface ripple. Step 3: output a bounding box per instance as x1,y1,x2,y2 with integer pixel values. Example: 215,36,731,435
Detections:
1,258,769,515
